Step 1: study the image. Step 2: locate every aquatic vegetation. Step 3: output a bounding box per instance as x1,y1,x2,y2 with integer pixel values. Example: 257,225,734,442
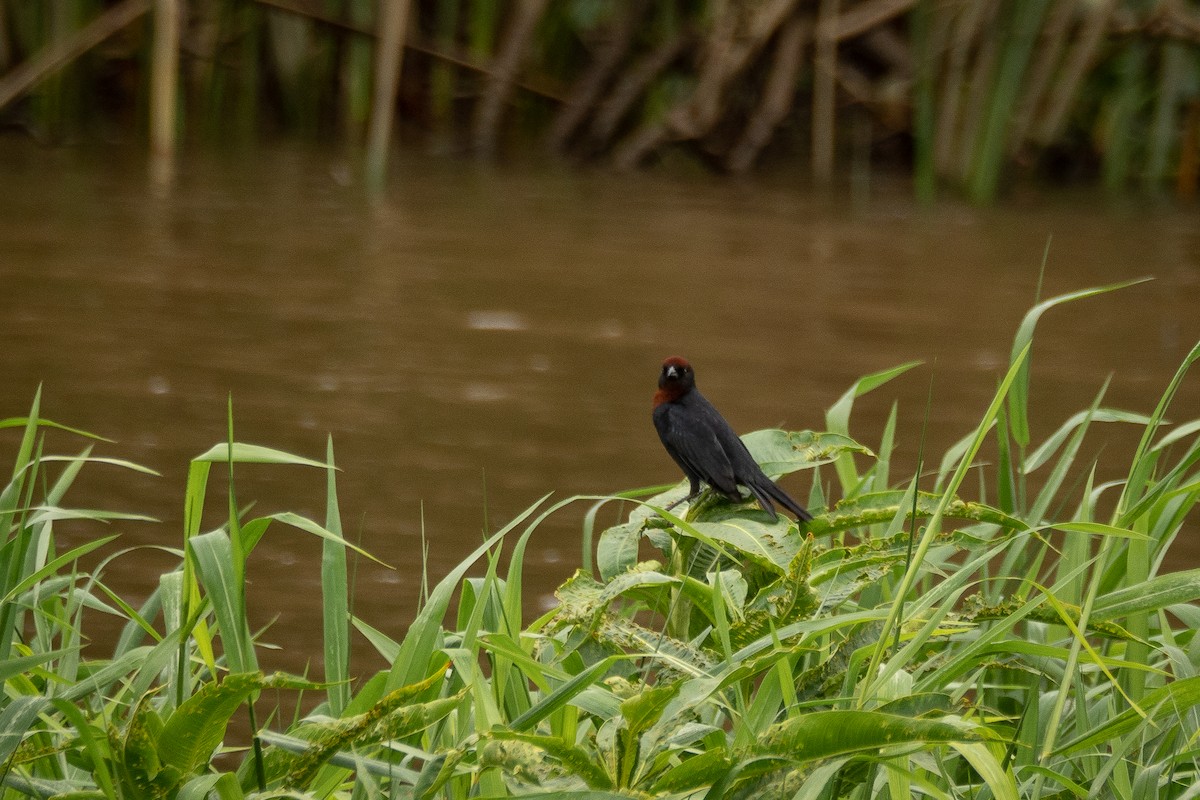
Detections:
2,283,1199,798
2,2,1198,197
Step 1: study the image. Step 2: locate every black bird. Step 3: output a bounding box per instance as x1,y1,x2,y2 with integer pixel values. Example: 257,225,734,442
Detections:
652,356,812,521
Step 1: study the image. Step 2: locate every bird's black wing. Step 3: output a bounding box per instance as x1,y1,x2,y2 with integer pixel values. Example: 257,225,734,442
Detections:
689,393,765,480
654,403,739,496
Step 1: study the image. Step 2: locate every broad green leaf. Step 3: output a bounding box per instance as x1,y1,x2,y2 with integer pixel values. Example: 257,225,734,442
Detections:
596,521,641,581
1093,569,1200,620
37,454,160,475
825,362,921,490
621,681,682,735
26,508,156,525
1049,521,1149,541
0,696,49,765
0,535,118,604
267,511,390,567
123,694,179,798
508,655,627,732
648,747,732,794
689,516,800,574
950,741,1018,800
188,530,256,674
1056,674,1200,755
0,413,109,441
321,436,350,716
191,442,332,468
756,710,981,760
158,673,263,776
1024,409,1152,473
0,648,71,685
482,730,614,789
742,429,874,477
177,772,243,800
808,490,1027,536
351,615,401,662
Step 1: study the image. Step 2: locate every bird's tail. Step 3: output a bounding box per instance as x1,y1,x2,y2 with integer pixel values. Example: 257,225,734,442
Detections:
749,478,812,522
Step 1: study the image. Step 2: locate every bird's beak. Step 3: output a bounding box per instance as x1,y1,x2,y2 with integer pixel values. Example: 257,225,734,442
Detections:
665,365,679,379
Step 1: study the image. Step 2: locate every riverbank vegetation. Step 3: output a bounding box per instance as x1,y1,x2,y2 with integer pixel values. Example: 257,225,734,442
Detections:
3,283,1200,799
1,1,1199,199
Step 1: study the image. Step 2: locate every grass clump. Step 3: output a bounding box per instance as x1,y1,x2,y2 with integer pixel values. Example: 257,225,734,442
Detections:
2,283,1199,799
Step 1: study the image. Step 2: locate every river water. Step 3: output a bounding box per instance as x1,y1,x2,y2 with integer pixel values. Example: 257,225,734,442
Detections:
2,140,1197,676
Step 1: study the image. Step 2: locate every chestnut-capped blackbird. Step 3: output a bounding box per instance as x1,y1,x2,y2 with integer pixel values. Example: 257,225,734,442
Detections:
653,356,812,521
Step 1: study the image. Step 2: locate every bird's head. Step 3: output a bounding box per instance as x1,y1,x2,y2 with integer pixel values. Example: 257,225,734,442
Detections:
657,356,695,397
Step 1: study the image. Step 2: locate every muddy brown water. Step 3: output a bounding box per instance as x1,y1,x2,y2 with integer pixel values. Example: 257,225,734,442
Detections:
2,140,1198,680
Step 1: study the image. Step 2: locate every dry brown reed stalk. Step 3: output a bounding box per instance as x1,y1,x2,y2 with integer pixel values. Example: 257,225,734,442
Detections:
728,15,812,173
0,0,149,111
1036,0,1116,145
1008,0,1075,155
365,0,410,187
835,0,916,38
812,0,841,183
586,28,691,151
472,0,548,156
934,0,981,175
613,0,800,169
149,0,181,187
548,0,645,154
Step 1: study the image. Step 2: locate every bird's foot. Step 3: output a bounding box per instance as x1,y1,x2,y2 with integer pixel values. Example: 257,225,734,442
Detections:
684,489,727,521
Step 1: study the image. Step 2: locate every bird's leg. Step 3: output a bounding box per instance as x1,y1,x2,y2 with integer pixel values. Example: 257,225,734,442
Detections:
663,478,703,512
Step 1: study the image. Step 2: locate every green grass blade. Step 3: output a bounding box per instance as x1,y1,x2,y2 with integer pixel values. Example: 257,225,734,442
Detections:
1007,278,1152,447
189,530,257,674
862,342,1030,703
825,362,921,493
321,435,350,716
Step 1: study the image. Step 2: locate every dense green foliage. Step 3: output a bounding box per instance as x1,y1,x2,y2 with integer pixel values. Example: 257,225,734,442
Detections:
3,283,1200,798
1,1,1198,197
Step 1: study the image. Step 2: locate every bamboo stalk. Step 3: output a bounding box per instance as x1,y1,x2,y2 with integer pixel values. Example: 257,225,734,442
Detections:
812,0,840,184
727,15,810,173
472,0,549,156
0,0,150,111
149,0,181,186
365,0,411,187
